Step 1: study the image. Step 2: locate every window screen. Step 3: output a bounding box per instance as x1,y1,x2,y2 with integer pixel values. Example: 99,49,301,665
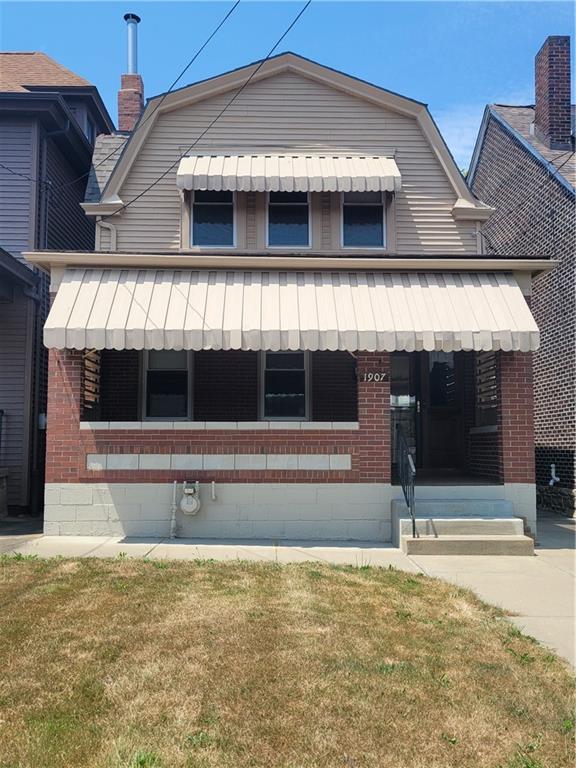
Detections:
263,351,307,418
268,192,309,247
342,192,385,248
145,350,189,418
192,191,234,247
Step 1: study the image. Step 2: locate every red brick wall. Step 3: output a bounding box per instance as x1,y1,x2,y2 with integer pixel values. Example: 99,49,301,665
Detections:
46,349,390,485
498,351,535,484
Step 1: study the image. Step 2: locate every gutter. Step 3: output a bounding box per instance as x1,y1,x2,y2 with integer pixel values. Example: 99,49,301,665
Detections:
24,250,556,276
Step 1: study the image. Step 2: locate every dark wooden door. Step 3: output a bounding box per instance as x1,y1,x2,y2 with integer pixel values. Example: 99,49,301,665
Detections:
419,352,464,470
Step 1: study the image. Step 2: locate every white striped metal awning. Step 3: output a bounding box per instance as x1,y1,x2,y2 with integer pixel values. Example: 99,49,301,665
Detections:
176,154,402,193
44,269,539,352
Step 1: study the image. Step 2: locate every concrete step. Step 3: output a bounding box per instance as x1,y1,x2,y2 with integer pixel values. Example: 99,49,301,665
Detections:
401,534,534,556
397,517,525,537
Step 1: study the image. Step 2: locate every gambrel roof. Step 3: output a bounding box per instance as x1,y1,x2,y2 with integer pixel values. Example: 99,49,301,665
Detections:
83,52,489,218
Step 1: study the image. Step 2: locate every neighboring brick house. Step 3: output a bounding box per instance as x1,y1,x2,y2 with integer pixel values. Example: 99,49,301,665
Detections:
469,36,575,517
0,52,113,515
25,27,549,551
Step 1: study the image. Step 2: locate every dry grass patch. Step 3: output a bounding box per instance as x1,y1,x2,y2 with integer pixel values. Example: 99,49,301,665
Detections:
0,555,573,768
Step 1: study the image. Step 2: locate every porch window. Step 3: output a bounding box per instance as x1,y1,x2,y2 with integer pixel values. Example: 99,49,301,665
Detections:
143,350,191,419
261,351,309,419
342,192,385,248
475,352,498,427
191,191,234,247
267,192,310,247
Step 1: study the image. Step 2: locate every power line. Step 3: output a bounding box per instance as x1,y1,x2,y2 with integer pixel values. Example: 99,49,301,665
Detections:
0,1,241,193
100,0,312,222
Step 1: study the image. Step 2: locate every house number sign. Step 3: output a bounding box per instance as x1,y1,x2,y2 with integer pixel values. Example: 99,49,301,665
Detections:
358,371,388,382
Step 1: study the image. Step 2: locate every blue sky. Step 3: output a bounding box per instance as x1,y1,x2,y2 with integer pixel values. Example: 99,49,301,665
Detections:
1,1,574,167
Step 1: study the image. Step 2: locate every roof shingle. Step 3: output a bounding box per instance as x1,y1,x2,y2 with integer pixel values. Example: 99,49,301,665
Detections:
0,51,91,92
85,134,129,202
492,104,575,188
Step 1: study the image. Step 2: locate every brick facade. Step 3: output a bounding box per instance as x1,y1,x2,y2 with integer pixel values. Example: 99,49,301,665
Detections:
47,349,389,486
470,115,575,515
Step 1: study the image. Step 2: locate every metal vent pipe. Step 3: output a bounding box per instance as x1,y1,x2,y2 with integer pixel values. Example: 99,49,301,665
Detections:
124,12,141,74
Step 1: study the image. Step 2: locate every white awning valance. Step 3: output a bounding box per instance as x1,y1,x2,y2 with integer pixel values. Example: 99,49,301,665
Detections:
44,269,539,353
176,154,402,193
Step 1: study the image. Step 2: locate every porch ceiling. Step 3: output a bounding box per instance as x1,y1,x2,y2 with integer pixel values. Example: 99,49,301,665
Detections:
43,268,539,353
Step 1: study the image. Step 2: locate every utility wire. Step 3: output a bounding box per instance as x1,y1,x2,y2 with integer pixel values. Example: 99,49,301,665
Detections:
100,0,312,222
54,0,241,194
0,1,241,193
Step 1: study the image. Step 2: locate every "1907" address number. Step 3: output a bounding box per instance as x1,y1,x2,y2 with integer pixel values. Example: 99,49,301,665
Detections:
358,372,388,382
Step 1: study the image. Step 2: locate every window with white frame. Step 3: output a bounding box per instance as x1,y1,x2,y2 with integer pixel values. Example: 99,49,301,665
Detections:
191,191,234,247
342,192,386,248
261,351,309,419
267,192,309,247
143,350,191,419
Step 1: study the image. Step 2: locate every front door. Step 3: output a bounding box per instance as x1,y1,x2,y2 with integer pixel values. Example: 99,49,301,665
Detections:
418,352,464,471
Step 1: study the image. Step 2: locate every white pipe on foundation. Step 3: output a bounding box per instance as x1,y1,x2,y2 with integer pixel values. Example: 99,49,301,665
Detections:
169,480,178,538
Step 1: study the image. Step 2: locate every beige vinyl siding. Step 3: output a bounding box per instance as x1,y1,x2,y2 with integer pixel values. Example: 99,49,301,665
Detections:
0,289,33,506
116,71,477,254
0,119,35,259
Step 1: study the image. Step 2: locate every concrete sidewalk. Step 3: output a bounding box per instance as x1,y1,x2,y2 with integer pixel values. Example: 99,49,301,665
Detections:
4,512,574,666
410,513,575,666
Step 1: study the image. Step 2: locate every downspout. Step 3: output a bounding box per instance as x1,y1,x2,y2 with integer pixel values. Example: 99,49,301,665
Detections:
96,218,117,251
549,464,560,486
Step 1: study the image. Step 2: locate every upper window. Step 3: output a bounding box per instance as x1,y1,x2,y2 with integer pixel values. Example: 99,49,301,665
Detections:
268,192,309,247
261,351,308,420
342,192,386,248
144,350,191,419
192,191,234,247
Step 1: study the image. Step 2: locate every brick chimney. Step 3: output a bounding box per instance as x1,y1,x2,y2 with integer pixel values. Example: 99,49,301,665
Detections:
534,36,572,150
117,13,144,132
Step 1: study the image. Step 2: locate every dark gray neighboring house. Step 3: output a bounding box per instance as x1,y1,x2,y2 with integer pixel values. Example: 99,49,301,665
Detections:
469,36,575,517
0,52,113,515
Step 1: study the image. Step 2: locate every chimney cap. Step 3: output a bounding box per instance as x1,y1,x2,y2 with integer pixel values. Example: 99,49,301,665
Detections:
124,12,141,23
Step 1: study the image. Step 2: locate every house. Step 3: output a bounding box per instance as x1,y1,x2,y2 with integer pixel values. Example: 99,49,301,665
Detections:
25,24,550,551
0,52,114,516
468,35,575,518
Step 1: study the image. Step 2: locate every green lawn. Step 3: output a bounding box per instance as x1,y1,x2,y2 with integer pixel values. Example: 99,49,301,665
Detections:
0,555,573,768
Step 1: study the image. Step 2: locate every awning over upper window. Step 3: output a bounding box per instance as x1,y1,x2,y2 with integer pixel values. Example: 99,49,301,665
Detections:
176,154,402,193
44,268,539,353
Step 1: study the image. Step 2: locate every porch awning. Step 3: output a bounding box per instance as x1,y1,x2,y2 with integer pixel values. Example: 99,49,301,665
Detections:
176,154,402,193
44,269,539,352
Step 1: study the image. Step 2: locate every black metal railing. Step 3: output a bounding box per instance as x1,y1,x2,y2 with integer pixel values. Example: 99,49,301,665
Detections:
395,423,416,538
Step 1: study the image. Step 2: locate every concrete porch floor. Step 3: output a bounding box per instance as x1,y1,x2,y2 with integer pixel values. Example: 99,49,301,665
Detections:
2,512,574,666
